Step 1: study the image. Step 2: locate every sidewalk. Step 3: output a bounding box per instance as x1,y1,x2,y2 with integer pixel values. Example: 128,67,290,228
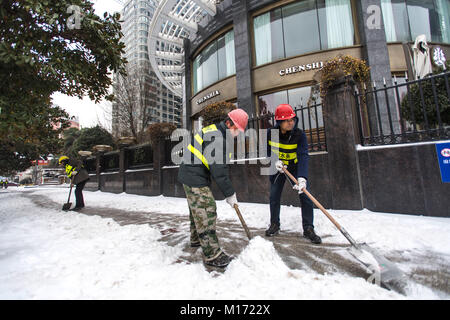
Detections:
22,189,450,295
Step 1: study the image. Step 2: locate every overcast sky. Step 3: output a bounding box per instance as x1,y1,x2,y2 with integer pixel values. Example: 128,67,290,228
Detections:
51,0,124,131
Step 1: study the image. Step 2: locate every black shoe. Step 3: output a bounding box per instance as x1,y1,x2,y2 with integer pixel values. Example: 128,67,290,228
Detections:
204,252,233,268
71,206,84,211
265,223,280,237
303,227,322,244
190,241,201,248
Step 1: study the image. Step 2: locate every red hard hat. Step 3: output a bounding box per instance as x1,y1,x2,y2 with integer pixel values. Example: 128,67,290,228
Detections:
228,108,249,132
275,104,296,121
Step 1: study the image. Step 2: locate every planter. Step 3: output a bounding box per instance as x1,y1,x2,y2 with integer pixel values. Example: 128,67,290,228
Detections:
78,150,92,157
118,136,137,147
92,145,113,153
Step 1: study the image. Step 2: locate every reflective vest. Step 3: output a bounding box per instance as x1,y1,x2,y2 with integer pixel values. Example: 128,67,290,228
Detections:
65,164,76,178
268,140,298,166
187,124,220,170
187,123,232,170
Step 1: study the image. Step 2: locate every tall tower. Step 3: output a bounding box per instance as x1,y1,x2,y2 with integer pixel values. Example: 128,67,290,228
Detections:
112,0,182,138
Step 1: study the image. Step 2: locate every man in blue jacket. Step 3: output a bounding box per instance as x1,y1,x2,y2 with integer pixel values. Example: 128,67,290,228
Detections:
265,104,321,244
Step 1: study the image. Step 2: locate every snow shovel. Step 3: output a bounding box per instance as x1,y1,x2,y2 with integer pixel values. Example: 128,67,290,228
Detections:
281,167,407,294
233,204,252,240
62,184,73,211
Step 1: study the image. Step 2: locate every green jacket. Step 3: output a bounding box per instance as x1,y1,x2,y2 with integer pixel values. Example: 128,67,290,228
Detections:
178,121,235,198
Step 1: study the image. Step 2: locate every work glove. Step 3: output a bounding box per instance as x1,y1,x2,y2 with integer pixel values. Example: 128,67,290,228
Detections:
293,177,307,194
275,160,285,173
225,193,238,208
71,170,78,176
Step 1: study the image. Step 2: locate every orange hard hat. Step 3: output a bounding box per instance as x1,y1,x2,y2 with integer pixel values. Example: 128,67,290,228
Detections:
228,108,249,132
275,104,296,121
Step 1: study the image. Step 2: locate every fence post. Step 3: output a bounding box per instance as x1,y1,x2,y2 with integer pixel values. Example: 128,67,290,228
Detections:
323,76,364,210
152,137,166,196
118,146,128,194
95,153,103,191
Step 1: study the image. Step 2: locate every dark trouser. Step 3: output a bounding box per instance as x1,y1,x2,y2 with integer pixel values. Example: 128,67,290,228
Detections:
269,172,314,231
75,180,87,208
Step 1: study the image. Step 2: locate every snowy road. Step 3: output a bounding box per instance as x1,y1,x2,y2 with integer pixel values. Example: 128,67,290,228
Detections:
0,186,449,299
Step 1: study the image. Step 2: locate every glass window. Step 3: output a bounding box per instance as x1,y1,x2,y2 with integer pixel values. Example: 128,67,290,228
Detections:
380,0,410,42
288,87,322,130
217,30,236,79
381,0,450,43
193,55,202,94
253,0,355,66
435,0,450,43
192,29,235,94
317,0,355,49
258,91,288,128
138,16,149,23
407,0,435,41
283,0,321,57
258,86,322,130
253,9,284,66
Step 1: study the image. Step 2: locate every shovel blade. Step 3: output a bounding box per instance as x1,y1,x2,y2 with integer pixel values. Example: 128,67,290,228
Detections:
62,202,72,211
348,243,407,294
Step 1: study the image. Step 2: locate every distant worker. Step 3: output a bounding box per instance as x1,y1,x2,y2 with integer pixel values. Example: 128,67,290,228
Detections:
178,108,249,268
59,155,90,210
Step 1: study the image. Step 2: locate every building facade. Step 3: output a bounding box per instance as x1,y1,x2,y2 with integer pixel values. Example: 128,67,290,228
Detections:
184,0,450,131
112,0,183,137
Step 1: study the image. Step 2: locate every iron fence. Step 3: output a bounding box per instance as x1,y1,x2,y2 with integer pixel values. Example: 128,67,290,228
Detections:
247,101,327,155
354,72,450,146
102,151,120,172
126,143,153,169
84,156,97,174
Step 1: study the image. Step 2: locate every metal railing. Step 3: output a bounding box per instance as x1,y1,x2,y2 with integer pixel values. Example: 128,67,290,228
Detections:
84,157,97,174
162,101,326,165
354,72,450,146
126,144,153,169
102,151,120,172
247,101,327,154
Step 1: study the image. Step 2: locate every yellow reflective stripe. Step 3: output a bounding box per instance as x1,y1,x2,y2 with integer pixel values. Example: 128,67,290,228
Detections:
194,134,203,145
269,140,298,150
271,149,297,160
65,165,74,177
202,124,218,134
188,144,210,170
281,158,298,165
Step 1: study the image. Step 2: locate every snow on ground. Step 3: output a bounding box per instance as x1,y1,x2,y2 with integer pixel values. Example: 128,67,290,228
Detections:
0,186,449,300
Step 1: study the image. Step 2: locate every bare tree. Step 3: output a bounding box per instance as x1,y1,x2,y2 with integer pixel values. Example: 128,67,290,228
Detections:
112,63,156,143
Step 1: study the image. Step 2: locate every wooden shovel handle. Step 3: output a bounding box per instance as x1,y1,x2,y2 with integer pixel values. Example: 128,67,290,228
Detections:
233,204,252,240
281,167,343,230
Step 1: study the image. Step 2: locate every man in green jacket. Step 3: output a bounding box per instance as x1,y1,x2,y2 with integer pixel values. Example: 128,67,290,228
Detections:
59,155,90,211
178,109,249,268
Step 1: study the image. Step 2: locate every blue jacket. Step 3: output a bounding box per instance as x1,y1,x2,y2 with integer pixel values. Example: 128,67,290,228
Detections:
267,117,309,179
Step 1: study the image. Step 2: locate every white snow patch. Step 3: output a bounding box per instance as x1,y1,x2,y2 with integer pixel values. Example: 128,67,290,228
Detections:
0,187,449,299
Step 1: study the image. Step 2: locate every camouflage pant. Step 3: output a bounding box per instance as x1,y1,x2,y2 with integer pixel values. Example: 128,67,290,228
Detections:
183,184,222,261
